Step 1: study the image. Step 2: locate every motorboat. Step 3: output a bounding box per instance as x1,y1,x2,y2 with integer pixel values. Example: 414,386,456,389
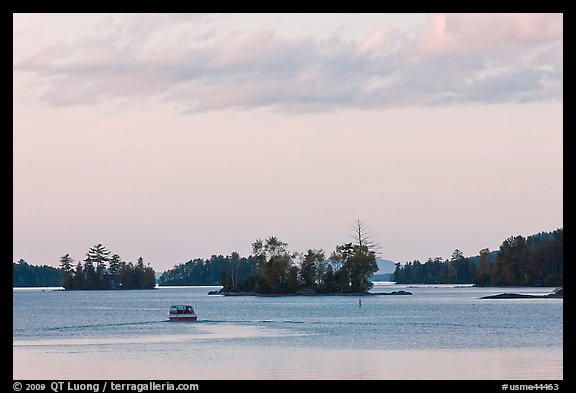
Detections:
169,304,197,321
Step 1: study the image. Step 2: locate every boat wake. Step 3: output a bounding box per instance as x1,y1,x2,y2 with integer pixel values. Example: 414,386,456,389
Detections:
46,320,169,331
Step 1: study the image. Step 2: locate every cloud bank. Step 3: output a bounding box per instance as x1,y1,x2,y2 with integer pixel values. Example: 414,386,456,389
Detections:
15,13,563,113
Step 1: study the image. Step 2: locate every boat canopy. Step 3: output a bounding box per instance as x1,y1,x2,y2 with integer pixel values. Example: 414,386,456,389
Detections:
170,305,195,314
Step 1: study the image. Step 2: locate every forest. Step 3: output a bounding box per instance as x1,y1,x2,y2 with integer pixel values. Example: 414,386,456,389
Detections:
13,259,63,287
159,253,258,289
393,228,563,286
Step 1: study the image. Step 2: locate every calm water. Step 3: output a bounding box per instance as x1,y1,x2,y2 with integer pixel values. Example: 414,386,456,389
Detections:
13,283,563,379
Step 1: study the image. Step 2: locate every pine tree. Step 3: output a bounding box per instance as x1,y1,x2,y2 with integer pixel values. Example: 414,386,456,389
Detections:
109,254,122,288
59,254,75,289
84,244,111,289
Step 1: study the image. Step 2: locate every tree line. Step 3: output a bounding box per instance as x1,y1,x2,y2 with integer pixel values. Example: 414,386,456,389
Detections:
59,243,156,290
159,253,258,289
14,226,562,289
393,228,563,286
13,259,63,287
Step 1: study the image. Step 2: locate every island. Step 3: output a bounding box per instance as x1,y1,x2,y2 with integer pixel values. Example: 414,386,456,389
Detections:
13,244,157,290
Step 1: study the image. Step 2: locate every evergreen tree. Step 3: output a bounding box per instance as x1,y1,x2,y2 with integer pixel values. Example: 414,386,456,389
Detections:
83,244,111,289
59,254,75,289
73,261,85,289
109,254,122,288
86,244,111,271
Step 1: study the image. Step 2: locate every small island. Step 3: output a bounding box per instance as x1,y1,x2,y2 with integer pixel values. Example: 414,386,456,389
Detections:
167,224,385,296
480,288,562,299
59,244,156,290
218,233,381,296
13,243,157,290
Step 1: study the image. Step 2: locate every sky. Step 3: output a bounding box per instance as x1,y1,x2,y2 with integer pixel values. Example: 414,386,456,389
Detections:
13,13,563,272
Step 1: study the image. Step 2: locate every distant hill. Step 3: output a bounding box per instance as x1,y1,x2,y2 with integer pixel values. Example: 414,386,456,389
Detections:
375,258,397,273
371,258,398,282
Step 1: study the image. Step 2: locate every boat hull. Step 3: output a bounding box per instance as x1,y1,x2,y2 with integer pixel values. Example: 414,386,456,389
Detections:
169,315,198,321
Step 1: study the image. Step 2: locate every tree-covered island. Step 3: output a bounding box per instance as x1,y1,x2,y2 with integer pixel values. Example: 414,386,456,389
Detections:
59,243,156,290
160,221,380,295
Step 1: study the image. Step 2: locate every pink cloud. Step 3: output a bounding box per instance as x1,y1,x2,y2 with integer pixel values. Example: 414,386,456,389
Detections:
445,13,563,46
408,13,563,57
358,27,395,56
408,14,459,55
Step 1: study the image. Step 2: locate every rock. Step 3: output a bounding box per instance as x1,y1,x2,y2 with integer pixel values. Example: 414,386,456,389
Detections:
371,290,412,296
480,290,563,299
389,290,412,295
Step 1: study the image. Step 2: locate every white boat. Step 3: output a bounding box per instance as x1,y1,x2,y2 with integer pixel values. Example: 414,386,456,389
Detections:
169,304,197,321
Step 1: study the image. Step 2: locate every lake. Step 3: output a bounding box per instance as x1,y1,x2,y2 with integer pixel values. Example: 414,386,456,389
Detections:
13,283,563,380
